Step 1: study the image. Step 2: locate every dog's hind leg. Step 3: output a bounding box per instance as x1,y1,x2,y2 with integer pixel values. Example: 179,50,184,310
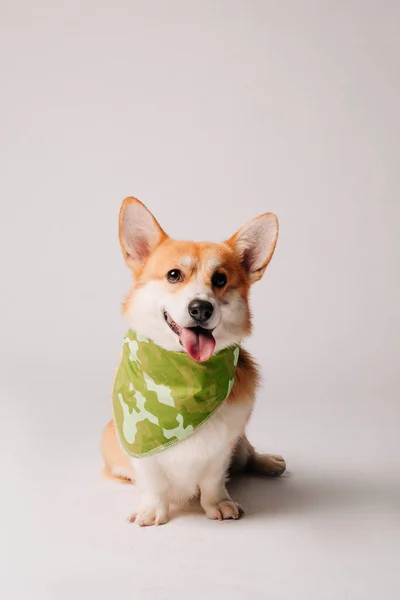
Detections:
230,435,286,477
101,420,135,483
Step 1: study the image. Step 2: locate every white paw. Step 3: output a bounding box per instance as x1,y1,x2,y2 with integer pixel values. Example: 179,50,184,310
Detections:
252,453,286,476
204,499,244,521
264,454,286,476
127,505,169,527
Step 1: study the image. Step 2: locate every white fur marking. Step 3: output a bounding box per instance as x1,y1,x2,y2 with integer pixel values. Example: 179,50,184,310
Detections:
179,256,195,269
205,257,222,274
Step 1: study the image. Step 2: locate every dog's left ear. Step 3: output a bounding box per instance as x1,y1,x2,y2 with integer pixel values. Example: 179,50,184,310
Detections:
226,213,279,283
119,197,167,272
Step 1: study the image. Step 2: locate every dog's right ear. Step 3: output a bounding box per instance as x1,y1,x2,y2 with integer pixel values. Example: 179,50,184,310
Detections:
119,197,167,272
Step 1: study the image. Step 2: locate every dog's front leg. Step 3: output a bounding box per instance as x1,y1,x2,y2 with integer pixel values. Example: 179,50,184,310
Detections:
199,453,243,521
128,458,169,526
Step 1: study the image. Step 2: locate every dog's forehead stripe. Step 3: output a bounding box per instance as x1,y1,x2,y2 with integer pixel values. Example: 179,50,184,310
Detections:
205,257,222,273
179,256,196,269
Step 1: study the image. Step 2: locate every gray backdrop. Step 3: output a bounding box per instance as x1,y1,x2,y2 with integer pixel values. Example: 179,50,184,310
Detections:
1,1,399,599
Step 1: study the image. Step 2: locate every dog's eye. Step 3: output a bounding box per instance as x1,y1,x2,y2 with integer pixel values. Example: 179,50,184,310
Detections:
167,269,184,283
211,272,227,288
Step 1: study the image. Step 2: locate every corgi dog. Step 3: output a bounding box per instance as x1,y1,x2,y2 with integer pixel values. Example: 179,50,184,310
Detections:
101,197,286,526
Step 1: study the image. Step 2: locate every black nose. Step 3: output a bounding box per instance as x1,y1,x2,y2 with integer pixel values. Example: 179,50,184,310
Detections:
188,299,214,323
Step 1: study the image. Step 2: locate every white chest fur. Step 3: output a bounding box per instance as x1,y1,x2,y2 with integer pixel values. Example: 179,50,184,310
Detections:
130,398,252,502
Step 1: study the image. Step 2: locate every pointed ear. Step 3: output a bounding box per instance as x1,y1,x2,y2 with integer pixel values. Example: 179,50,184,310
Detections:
119,197,167,271
226,213,279,283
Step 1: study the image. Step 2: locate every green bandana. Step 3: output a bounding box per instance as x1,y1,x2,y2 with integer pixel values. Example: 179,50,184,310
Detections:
112,330,240,458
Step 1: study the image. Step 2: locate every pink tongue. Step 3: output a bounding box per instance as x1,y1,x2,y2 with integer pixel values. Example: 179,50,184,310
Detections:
180,327,216,362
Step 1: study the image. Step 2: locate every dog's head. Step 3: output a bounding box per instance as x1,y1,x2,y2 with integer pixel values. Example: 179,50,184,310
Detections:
119,197,278,361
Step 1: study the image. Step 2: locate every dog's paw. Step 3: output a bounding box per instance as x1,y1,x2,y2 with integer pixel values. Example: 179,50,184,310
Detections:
127,505,169,527
251,453,286,477
204,500,244,521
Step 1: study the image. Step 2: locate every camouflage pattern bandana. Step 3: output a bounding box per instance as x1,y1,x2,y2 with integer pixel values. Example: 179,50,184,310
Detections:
112,330,240,458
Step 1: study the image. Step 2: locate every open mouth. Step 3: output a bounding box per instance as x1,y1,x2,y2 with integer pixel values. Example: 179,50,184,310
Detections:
164,311,216,362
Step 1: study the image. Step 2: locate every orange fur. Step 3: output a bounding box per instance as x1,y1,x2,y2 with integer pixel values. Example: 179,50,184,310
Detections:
101,420,134,483
227,348,261,408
